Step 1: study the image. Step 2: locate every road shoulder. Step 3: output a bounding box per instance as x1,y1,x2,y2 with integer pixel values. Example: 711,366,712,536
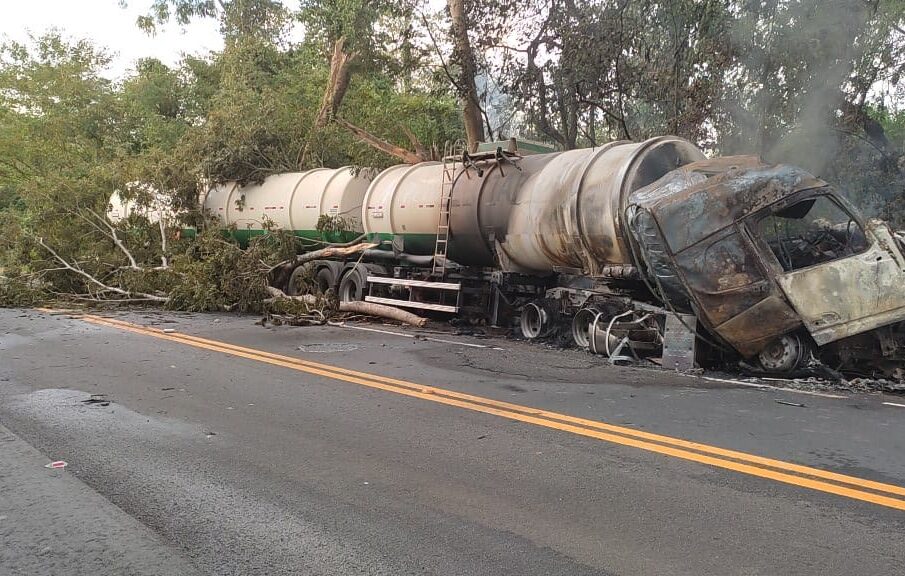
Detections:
0,422,200,576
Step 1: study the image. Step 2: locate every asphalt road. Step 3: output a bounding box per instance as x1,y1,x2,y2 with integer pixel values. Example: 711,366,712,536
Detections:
1,308,904,575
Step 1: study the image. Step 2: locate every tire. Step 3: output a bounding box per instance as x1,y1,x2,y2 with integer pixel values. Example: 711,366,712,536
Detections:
315,267,336,294
285,264,313,296
758,333,812,373
338,267,367,302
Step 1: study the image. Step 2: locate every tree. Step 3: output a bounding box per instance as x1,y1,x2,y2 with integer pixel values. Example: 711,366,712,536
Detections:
448,0,485,150
0,34,171,301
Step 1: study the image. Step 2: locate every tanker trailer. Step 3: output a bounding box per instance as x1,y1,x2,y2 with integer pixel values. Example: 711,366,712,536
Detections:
353,136,706,334
200,167,375,294
107,185,174,225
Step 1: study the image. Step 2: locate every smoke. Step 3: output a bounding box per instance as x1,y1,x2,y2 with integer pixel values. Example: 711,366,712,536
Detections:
728,0,871,176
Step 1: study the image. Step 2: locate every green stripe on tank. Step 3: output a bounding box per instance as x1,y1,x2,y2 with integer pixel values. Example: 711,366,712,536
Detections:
229,229,361,248
184,228,434,252
366,232,438,255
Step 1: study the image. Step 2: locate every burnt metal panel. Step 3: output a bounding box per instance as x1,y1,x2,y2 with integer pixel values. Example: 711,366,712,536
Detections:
633,163,827,254
713,295,803,357
775,222,905,345
673,227,770,326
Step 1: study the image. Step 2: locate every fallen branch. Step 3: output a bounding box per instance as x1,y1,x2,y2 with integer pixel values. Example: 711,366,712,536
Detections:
264,285,320,304
335,118,425,164
338,301,428,327
270,241,377,274
34,236,168,302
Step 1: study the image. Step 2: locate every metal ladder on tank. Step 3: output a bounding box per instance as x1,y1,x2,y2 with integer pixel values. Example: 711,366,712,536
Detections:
431,143,461,279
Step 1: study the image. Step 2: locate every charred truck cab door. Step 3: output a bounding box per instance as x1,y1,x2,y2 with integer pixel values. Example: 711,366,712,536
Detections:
749,193,905,346
673,225,803,357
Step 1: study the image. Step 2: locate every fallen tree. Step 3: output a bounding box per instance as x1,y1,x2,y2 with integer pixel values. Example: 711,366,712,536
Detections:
264,284,428,327
338,300,428,327
270,240,375,274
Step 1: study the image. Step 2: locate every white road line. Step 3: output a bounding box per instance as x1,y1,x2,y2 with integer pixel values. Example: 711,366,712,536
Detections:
699,376,847,398
883,402,905,408
328,322,505,350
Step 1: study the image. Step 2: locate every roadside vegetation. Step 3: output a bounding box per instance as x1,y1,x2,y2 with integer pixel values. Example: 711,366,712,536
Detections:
1,0,904,309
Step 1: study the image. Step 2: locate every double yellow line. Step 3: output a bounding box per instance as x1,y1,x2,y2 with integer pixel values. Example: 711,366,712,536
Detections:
61,311,905,511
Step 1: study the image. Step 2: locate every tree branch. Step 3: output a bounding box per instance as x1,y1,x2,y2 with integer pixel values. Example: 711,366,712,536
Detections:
34,236,168,302
335,118,425,164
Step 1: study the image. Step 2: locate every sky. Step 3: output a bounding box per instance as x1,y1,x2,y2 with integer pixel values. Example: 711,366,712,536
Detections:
0,0,225,78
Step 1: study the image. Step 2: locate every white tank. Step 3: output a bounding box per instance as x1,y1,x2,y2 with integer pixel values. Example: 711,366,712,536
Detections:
107,186,173,224
362,162,456,254
499,137,705,273
201,167,373,239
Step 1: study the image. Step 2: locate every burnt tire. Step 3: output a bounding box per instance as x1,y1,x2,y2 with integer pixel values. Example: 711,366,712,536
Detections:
758,333,812,373
338,267,367,302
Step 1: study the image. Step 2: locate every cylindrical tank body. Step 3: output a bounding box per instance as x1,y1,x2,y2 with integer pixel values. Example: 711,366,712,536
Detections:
107,190,133,223
107,187,172,224
362,162,459,255
450,136,705,273
360,137,703,268
447,153,561,267
201,167,373,244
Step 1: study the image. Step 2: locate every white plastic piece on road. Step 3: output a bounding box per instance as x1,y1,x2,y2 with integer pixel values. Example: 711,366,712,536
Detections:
883,402,905,408
699,376,847,398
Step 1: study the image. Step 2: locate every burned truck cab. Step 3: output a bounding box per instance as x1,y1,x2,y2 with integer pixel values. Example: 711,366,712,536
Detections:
627,157,905,375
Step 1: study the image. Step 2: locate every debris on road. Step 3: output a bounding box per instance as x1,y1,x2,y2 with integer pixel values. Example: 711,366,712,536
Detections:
44,460,67,469
81,394,110,407
775,400,806,408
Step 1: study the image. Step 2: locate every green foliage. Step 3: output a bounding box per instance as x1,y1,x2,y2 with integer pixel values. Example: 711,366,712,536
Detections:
3,0,904,310
166,227,299,312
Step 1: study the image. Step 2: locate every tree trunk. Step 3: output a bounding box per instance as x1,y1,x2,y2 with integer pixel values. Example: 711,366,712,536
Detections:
300,37,357,168
448,0,484,152
338,301,428,327
314,37,356,130
335,118,425,164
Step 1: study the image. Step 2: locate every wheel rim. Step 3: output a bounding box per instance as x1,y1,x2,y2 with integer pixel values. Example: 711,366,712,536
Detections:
520,303,547,339
758,334,806,372
572,308,598,348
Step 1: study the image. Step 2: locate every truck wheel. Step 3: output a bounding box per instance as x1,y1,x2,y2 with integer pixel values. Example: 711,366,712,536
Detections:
571,307,602,349
315,267,336,294
338,267,367,302
520,302,554,339
285,264,314,296
758,333,812,373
